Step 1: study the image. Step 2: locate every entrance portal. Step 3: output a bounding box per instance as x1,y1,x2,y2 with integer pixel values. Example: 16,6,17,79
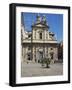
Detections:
39,51,43,60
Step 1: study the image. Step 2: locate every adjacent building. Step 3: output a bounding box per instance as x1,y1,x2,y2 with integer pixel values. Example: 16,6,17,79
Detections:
58,41,63,62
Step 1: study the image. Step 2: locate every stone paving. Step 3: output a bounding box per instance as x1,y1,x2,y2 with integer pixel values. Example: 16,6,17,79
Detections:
21,62,63,77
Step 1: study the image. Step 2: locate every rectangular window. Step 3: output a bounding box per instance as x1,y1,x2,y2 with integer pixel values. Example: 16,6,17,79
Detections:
39,33,42,39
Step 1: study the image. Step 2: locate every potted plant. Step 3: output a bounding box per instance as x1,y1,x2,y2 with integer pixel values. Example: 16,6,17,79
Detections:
41,58,51,68
45,58,51,68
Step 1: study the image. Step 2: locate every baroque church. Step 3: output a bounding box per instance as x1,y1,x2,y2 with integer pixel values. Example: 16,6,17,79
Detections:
21,14,58,63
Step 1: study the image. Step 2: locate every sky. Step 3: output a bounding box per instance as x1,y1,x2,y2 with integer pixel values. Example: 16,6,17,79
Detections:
21,12,63,42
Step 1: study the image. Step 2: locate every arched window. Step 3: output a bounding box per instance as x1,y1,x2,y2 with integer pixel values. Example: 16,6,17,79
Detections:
39,32,42,39
27,53,31,60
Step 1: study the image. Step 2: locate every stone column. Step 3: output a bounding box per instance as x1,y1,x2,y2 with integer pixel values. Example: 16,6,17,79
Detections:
46,46,48,58
36,47,39,62
44,30,47,40
43,46,45,59
22,47,26,62
44,46,47,58
32,46,35,62
48,47,50,58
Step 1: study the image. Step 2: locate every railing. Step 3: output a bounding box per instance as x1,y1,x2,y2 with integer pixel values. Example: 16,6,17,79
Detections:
22,39,57,43
32,40,57,43
22,39,31,43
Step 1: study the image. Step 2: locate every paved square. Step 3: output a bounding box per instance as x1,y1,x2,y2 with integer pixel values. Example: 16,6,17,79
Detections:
21,62,63,77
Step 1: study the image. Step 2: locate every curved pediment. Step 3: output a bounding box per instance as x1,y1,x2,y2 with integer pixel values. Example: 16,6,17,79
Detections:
32,23,49,28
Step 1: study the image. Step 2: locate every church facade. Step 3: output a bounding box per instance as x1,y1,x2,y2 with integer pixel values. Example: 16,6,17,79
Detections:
21,15,58,63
